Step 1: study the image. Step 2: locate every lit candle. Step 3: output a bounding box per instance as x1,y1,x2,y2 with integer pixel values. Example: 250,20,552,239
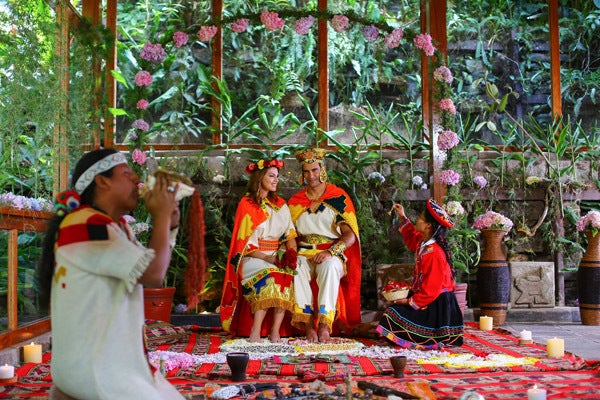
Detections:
0,364,14,379
520,330,532,341
23,342,42,363
479,316,493,331
546,337,564,358
527,384,546,400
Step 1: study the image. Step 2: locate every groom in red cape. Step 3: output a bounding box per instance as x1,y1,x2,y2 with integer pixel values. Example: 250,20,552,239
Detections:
288,148,362,342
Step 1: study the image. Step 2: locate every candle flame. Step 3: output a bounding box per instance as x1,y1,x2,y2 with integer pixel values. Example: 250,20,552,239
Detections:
532,384,538,390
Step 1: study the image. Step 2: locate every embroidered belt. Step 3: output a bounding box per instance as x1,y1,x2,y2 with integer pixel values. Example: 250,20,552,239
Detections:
299,234,335,245
298,242,334,251
258,239,279,252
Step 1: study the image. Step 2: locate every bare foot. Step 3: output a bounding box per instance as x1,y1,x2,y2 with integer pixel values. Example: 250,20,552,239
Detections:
318,323,331,343
269,332,282,343
248,327,262,343
306,325,319,343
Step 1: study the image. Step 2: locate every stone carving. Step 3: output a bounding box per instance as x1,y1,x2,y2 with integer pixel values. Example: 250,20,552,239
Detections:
509,262,555,308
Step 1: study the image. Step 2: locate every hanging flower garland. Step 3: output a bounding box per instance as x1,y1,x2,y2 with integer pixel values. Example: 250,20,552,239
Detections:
115,6,456,180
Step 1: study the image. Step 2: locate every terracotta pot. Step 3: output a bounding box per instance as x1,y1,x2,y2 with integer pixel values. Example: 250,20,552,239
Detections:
577,230,600,325
454,282,468,315
476,229,510,326
143,287,176,322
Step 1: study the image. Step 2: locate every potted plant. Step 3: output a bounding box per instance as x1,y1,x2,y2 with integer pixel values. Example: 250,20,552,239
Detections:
445,200,480,314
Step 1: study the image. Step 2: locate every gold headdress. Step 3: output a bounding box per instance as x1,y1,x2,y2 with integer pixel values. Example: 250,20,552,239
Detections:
294,148,328,184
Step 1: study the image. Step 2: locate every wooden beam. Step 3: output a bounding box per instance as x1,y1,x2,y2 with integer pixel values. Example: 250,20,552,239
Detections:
421,0,448,202
548,0,562,118
211,0,223,145
317,0,329,140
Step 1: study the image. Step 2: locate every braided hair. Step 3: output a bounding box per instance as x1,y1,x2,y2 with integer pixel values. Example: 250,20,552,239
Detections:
422,206,455,276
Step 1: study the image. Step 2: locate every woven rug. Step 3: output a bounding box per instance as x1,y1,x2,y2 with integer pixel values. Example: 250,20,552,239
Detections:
4,322,600,399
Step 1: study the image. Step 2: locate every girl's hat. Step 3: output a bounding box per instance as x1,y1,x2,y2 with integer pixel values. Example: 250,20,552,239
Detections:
426,198,454,228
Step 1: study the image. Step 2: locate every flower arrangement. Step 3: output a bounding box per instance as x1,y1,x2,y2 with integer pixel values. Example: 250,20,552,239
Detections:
473,211,514,231
576,210,600,237
275,248,298,275
382,280,410,301
0,193,53,212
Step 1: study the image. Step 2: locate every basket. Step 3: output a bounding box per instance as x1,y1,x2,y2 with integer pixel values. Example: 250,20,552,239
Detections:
382,288,410,301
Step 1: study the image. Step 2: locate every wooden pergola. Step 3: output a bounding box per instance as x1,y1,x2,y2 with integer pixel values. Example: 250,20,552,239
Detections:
0,0,563,348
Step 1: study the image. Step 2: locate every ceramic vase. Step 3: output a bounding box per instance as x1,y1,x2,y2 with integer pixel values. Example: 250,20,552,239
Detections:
476,229,510,326
577,230,600,325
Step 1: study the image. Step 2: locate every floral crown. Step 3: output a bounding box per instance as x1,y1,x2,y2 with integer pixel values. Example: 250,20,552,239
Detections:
245,159,284,174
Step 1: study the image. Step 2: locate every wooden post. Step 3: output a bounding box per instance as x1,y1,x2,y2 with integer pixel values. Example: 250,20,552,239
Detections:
211,0,223,145
82,0,102,149
317,0,329,143
420,0,448,202
104,0,118,148
548,0,562,119
53,0,71,194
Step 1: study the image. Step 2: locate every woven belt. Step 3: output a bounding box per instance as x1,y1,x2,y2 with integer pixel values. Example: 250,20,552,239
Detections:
258,239,279,252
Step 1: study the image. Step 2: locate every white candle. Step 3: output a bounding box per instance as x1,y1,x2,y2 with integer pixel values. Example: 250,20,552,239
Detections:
546,337,564,358
0,364,14,379
23,342,42,363
527,384,546,400
520,330,532,341
479,315,493,331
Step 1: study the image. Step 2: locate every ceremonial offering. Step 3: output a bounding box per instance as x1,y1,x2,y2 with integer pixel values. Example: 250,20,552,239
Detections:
139,167,195,201
382,280,410,301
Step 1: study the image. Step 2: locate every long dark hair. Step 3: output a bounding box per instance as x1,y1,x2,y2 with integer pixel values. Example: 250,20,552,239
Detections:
38,148,119,308
245,166,280,205
422,207,455,272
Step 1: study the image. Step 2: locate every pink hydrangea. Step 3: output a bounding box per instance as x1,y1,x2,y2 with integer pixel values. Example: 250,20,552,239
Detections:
438,169,461,186
576,210,600,234
439,98,456,114
131,119,149,132
331,14,349,33
473,176,488,189
140,42,166,63
134,70,153,87
231,18,249,33
433,66,453,84
473,211,513,231
362,25,379,41
384,28,404,48
173,31,189,48
437,130,459,150
197,25,217,42
294,16,314,35
131,148,147,165
413,33,435,56
260,9,285,31
136,99,149,110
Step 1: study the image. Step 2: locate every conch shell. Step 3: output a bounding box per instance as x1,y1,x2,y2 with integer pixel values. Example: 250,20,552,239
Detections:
139,167,195,201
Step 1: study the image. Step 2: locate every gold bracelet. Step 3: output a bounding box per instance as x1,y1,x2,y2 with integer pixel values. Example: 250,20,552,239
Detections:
328,241,347,259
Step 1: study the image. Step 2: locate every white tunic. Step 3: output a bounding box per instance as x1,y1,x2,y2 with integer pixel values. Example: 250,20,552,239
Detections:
51,208,183,400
